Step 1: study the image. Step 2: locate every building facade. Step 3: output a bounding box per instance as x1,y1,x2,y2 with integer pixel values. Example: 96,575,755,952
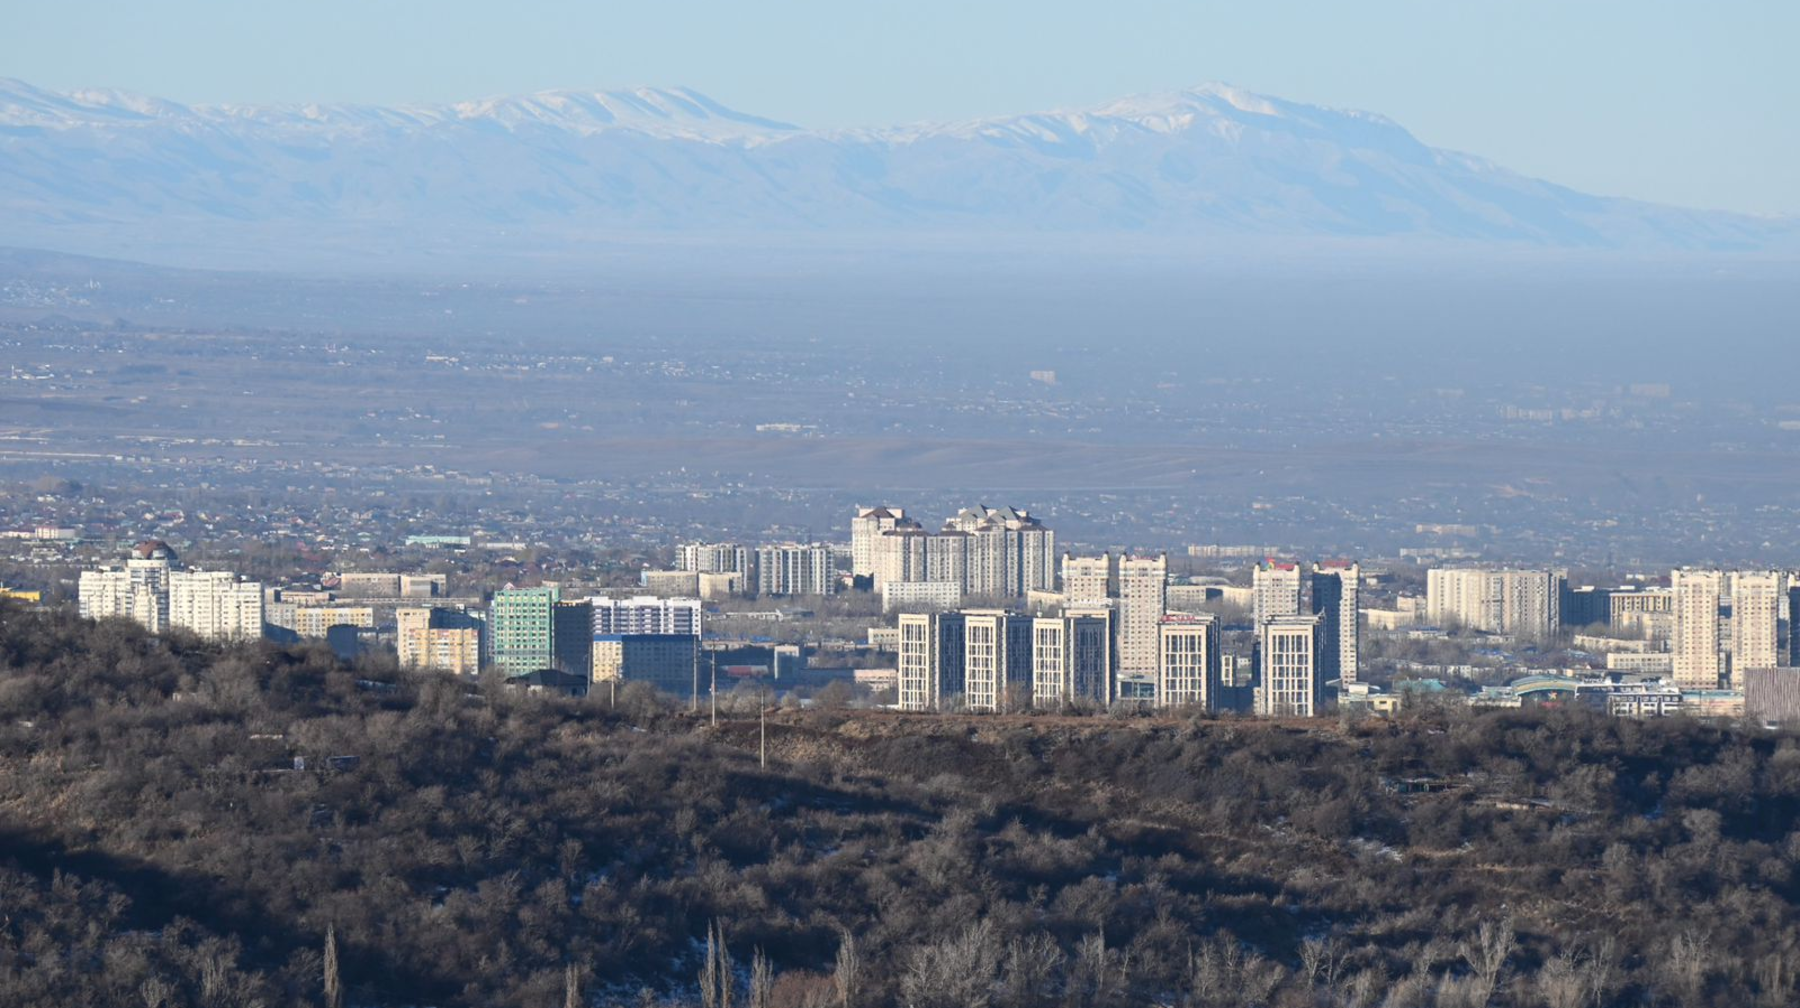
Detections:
77,541,178,634
489,586,561,674
1158,612,1220,710
1116,554,1167,682
1672,570,1724,690
756,543,833,596
591,634,698,694
1253,560,1302,626
896,611,966,711
1730,571,1784,676
589,595,702,636
396,607,484,675
960,610,1034,712
1425,568,1561,638
1031,613,1111,708
850,507,906,580
1061,553,1115,607
1256,614,1324,717
292,605,374,639
168,570,265,642
1311,561,1360,685
676,542,750,575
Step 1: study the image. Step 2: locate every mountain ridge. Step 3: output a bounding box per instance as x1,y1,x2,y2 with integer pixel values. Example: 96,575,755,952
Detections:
0,77,1790,265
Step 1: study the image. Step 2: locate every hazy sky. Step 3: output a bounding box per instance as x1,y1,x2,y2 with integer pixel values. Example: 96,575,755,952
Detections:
5,1,1794,215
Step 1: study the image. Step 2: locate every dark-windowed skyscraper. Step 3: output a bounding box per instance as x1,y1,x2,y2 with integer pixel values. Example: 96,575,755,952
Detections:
1310,561,1359,685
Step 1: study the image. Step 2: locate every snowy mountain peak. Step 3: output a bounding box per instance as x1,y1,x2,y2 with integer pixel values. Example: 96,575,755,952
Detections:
445,86,800,138
0,77,190,125
0,77,1788,258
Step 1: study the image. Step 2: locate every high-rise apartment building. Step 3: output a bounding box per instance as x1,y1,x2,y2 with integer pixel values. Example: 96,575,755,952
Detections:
589,595,703,636
552,601,595,679
874,522,969,595
1311,561,1360,685
396,607,484,675
945,505,1056,599
168,570,265,642
1791,585,1800,668
78,540,177,634
1030,612,1111,707
1158,612,1220,710
1253,560,1302,626
960,610,1034,712
1257,614,1324,717
897,611,966,711
875,505,1053,602
1730,571,1784,676
1117,555,1167,681
1061,553,1116,607
1672,570,1724,690
756,543,834,596
489,586,561,674
850,507,906,580
1425,568,1561,638
675,542,750,575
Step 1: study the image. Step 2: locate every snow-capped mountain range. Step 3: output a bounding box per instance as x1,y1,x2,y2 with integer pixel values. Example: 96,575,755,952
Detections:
0,76,1788,262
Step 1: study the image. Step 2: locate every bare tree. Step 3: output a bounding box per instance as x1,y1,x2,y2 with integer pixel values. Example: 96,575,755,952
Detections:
324,924,342,1008
748,949,774,1008
1301,935,1347,996
1534,948,1586,1008
1457,917,1513,1007
899,920,999,1008
1659,930,1708,1006
832,929,861,1008
564,962,581,1008
700,921,735,1008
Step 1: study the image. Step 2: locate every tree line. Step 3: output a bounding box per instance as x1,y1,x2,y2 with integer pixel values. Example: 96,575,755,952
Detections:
2,598,1800,1006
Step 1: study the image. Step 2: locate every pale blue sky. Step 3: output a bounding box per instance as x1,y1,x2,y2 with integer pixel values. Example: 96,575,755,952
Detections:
6,1,1794,215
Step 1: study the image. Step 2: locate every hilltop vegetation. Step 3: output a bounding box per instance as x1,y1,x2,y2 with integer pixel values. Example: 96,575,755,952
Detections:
3,600,1800,1007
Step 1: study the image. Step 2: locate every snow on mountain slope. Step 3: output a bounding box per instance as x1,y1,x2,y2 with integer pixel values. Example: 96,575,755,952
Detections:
0,77,1788,262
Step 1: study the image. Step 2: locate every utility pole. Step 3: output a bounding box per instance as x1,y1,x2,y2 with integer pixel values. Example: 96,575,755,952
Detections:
710,651,718,727
759,687,768,769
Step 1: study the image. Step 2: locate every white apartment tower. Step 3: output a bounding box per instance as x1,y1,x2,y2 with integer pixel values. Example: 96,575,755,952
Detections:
77,541,178,634
1672,569,1725,690
874,522,968,593
1158,612,1220,710
755,543,833,596
945,505,1056,599
1253,560,1302,625
1257,614,1324,717
1425,568,1561,639
1061,553,1116,607
1730,571,1784,679
675,542,749,575
168,570,265,642
1117,554,1168,681
1311,561,1360,685
850,507,905,580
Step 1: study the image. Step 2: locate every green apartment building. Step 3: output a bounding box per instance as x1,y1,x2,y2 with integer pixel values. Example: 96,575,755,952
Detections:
489,586,560,674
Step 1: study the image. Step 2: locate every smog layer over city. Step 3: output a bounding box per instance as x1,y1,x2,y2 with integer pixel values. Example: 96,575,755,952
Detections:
2,5,1799,1008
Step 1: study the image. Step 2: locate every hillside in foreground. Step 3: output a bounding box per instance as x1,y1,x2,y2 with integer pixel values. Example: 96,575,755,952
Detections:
2,600,1799,1007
